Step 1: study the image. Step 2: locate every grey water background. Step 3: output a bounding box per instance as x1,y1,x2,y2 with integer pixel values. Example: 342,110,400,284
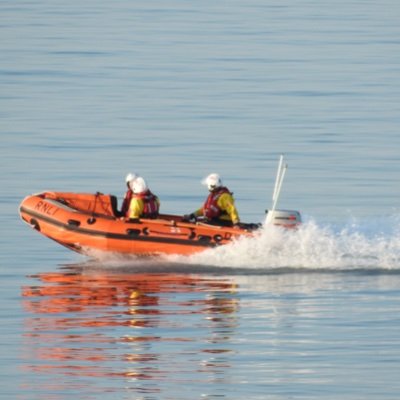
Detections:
2,1,400,399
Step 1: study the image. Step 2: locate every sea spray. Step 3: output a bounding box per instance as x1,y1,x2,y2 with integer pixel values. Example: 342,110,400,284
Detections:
168,216,400,270
82,215,400,272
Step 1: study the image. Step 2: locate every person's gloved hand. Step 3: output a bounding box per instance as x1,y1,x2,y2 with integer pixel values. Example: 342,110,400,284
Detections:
182,213,196,222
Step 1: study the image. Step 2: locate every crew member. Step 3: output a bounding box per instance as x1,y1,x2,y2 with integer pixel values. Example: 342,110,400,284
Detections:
127,176,160,220
183,173,240,227
121,172,137,216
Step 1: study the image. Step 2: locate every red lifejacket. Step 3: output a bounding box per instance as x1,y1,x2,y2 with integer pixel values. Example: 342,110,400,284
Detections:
203,187,231,219
134,190,160,218
121,189,133,216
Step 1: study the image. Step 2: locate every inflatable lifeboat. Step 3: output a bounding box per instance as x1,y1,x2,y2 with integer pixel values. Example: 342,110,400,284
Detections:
19,156,301,257
19,191,300,257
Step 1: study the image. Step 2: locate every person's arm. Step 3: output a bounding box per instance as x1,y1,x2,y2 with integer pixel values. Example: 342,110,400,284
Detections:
121,190,131,215
218,193,240,224
128,198,144,219
193,207,204,217
183,206,203,222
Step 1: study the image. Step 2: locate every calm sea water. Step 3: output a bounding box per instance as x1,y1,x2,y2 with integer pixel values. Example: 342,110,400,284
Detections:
2,1,400,399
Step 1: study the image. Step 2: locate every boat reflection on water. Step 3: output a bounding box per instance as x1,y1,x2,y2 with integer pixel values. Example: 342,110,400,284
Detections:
21,263,240,396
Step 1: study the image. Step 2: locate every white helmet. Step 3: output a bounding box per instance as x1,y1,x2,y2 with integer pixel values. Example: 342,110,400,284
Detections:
130,176,148,194
202,173,222,191
125,172,138,183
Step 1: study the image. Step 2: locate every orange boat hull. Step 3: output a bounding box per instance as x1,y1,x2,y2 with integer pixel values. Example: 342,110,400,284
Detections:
19,192,258,256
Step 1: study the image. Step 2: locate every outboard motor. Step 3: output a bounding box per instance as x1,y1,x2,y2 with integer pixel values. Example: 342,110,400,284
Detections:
265,209,301,228
264,155,301,228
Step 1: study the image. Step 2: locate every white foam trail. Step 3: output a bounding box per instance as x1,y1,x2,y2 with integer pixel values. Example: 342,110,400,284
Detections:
80,214,400,271
167,215,400,270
